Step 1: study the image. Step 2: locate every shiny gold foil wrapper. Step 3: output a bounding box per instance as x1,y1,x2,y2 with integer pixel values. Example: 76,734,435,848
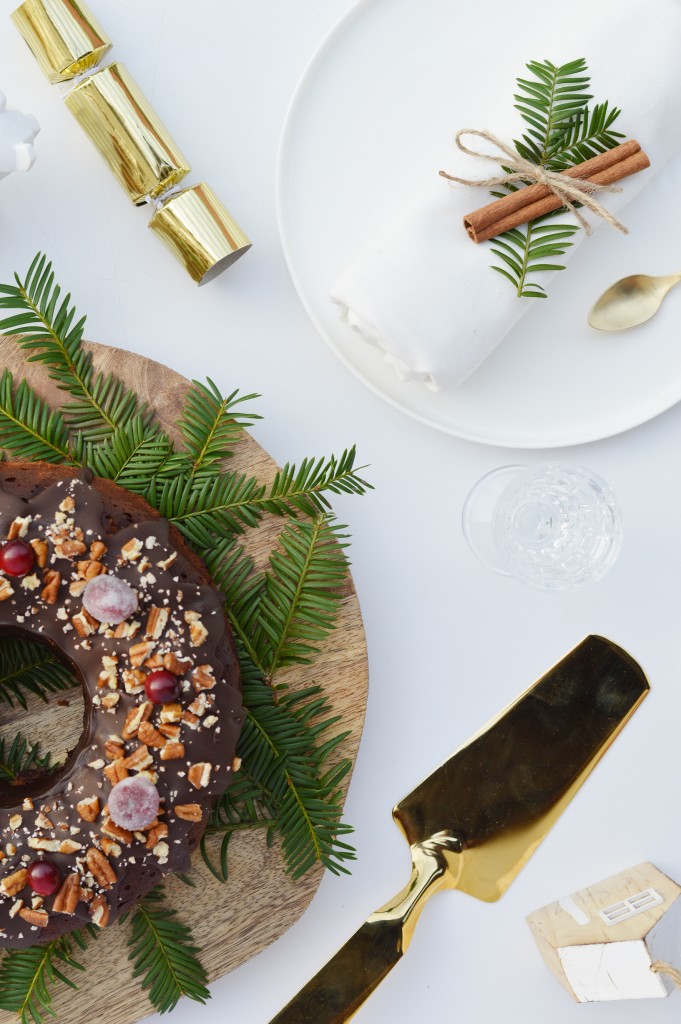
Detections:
65,62,191,204
149,184,252,285
12,0,111,83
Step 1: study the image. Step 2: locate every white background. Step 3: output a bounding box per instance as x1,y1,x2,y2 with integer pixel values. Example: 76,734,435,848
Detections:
1,2,681,1022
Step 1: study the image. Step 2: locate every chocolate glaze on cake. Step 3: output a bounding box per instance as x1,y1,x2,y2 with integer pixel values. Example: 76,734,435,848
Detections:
0,463,243,948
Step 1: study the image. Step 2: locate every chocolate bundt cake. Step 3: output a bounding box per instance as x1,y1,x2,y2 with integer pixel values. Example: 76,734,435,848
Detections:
0,462,243,948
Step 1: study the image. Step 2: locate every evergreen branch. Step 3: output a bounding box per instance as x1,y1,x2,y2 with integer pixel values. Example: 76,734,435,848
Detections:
0,929,94,1024
490,220,579,298
0,370,75,464
0,253,147,441
127,886,210,1014
0,733,53,783
81,415,185,493
178,378,260,475
514,58,592,164
546,100,625,170
0,636,76,710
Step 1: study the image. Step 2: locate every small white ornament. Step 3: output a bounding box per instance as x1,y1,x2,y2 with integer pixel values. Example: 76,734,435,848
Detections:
0,90,40,182
527,862,681,1002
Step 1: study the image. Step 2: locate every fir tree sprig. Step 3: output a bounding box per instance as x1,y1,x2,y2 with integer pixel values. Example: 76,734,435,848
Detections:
489,58,624,297
0,928,96,1024
0,733,53,783
0,370,76,465
126,887,210,1013
178,378,261,476
0,636,76,710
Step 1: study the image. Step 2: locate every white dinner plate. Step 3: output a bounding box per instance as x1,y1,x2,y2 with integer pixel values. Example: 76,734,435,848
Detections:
276,0,681,447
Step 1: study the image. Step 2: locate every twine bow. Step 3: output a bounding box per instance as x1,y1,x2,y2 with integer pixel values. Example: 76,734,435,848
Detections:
440,129,628,235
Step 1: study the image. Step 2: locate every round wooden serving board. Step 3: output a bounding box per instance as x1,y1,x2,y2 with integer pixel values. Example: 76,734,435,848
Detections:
0,338,369,1024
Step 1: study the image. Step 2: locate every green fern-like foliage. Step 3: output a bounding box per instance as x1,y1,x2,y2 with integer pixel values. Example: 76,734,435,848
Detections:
0,928,95,1024
0,733,53,783
0,253,368,1019
0,636,76,710
489,58,624,297
127,887,210,1013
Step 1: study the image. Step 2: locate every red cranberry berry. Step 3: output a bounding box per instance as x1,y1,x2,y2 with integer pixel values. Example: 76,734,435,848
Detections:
145,669,180,704
0,539,35,578
27,858,61,896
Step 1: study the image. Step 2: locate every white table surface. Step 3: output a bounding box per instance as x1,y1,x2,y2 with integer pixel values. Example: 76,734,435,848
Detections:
1,2,681,1022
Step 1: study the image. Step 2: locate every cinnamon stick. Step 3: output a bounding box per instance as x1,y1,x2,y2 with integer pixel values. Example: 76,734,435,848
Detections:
463,139,650,243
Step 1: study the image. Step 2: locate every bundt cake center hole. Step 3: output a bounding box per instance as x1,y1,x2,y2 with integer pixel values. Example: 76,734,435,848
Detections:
0,631,86,806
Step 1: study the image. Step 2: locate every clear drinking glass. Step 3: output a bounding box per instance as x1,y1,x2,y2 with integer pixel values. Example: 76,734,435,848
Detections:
461,463,623,591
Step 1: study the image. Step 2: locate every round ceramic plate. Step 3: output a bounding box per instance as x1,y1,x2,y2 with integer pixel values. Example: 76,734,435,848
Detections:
276,0,681,447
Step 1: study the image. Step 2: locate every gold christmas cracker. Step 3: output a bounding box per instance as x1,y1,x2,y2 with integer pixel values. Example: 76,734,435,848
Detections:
12,0,251,283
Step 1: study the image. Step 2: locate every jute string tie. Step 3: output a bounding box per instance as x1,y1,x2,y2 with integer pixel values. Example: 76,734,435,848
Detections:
439,129,628,235
651,961,681,988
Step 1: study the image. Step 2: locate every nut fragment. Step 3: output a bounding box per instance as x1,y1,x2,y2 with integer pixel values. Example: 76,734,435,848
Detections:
52,872,80,915
114,619,141,640
0,868,27,896
160,703,182,723
56,539,87,559
72,609,98,637
9,814,22,831
59,839,83,855
174,803,202,823
104,738,125,761
100,837,122,858
122,668,146,693
76,797,100,823
145,822,168,850
188,762,212,789
160,741,185,761
41,570,61,604
122,701,153,740
0,579,14,602
185,610,208,647
129,641,156,668
86,847,117,889
19,907,48,928
121,538,143,562
7,516,31,540
146,606,169,640
29,538,49,568
163,652,191,675
104,760,129,785
158,723,180,740
90,540,108,561
138,721,166,748
98,654,119,690
90,893,110,928
123,744,153,771
192,664,216,692
152,841,169,864
28,837,61,852
101,819,133,845
101,692,120,709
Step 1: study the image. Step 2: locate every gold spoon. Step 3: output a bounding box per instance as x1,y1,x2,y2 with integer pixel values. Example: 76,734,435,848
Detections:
588,272,681,330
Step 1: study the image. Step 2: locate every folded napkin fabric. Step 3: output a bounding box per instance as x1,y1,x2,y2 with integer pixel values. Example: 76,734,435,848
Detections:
330,0,681,391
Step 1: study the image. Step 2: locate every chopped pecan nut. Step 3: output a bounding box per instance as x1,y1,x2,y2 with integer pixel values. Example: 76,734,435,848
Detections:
122,701,153,740
185,610,208,647
76,797,100,823
145,823,168,850
104,738,125,761
163,652,191,675
188,762,212,789
192,664,216,691
160,703,182,723
0,867,27,896
7,516,31,540
77,559,107,580
0,579,14,602
72,609,99,637
56,539,87,559
9,814,22,831
29,538,49,568
90,893,110,928
160,741,185,761
98,654,119,690
34,812,53,829
182,711,200,729
144,652,165,670
122,668,146,692
232,756,242,772
129,640,156,668
40,570,60,604
146,606,169,640
123,744,153,771
52,873,80,915
69,579,88,597
103,760,128,785
174,803,202,823
158,723,181,740
19,907,48,928
101,692,120,709
101,819,132,845
59,839,83,855
58,496,75,513
121,538,143,562
90,540,108,561
138,721,166,748
114,619,141,640
100,837,122,858
28,837,61,852
86,847,117,889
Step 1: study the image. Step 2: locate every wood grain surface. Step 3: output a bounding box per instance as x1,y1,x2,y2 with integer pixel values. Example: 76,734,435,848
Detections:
0,338,369,1024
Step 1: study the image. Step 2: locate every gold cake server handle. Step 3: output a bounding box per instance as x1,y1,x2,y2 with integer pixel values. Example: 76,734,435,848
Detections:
270,839,451,1024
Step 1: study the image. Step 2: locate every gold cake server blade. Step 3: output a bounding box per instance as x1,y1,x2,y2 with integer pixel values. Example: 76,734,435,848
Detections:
269,635,649,1023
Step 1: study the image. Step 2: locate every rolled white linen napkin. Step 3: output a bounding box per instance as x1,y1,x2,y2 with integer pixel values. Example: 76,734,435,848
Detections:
330,0,681,391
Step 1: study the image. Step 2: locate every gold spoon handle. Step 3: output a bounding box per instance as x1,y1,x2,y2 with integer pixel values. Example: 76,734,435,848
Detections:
269,848,447,1023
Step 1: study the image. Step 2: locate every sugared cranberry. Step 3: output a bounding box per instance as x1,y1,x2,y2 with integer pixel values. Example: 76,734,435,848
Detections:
108,776,160,831
82,574,138,625
145,670,181,704
27,858,61,896
0,539,35,578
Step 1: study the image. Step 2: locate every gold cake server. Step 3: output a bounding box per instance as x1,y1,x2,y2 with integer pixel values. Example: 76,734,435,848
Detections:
269,635,649,1023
